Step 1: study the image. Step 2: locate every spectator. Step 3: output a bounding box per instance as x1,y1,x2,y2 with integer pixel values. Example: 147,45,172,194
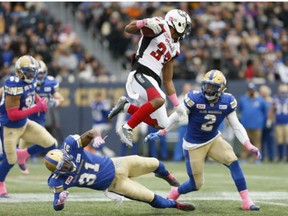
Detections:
238,82,266,163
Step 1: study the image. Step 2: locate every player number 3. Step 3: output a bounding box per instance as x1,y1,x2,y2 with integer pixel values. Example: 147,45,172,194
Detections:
78,162,100,186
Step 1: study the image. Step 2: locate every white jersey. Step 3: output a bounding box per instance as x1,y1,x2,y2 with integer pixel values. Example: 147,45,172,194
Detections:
136,19,180,76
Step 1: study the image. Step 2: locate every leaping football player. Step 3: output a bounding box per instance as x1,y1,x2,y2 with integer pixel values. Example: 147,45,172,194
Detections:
145,70,261,211
108,9,192,148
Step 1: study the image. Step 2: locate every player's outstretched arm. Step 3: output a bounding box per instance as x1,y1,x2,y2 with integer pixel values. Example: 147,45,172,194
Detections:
53,190,69,211
226,111,261,159
80,128,105,148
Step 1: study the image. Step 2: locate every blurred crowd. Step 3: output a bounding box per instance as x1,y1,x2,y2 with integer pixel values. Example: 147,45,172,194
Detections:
0,2,116,85
1,2,288,84
72,2,288,82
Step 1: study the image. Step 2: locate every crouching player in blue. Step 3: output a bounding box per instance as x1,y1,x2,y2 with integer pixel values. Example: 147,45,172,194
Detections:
145,70,261,211
44,128,195,212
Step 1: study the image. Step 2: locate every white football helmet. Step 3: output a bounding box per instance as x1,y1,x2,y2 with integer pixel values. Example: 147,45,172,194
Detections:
44,149,76,175
37,60,48,85
165,9,192,41
201,70,227,102
15,55,38,84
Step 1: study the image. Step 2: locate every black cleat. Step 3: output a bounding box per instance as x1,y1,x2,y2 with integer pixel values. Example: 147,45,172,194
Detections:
108,96,129,120
176,202,196,211
155,172,180,187
241,204,260,211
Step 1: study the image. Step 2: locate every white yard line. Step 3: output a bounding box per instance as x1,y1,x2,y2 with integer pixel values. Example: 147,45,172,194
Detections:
1,191,288,205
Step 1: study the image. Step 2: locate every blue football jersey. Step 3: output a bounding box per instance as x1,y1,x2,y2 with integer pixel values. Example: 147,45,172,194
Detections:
0,76,37,128
29,76,59,125
91,100,110,124
273,95,288,125
183,90,237,144
48,135,115,191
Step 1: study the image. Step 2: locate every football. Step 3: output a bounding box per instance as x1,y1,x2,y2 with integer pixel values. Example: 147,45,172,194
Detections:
140,26,157,37
141,24,164,37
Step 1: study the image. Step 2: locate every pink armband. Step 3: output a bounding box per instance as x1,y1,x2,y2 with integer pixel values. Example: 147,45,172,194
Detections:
168,93,180,107
243,140,253,151
136,20,147,29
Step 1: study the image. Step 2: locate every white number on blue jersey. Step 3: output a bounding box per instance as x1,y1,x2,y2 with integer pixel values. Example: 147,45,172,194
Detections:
78,162,100,186
275,102,288,115
201,114,216,131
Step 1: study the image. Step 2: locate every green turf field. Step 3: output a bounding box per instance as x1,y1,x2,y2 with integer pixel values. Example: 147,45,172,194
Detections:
0,160,287,216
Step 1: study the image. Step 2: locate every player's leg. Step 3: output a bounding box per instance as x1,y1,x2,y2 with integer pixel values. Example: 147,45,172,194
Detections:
283,125,288,162
17,120,57,168
0,126,24,197
108,174,194,211
168,143,207,200
117,73,165,147
113,155,179,186
208,136,260,211
275,125,284,161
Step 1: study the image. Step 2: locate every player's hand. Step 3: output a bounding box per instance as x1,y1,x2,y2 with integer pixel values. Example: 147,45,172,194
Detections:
144,132,160,144
36,98,48,112
145,18,162,34
174,103,187,122
47,98,56,108
59,190,69,204
244,141,262,160
266,119,272,128
92,136,105,148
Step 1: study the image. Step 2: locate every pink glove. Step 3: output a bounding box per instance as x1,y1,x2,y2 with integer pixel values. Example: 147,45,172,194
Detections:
244,141,262,159
36,98,48,112
92,136,105,148
58,191,69,204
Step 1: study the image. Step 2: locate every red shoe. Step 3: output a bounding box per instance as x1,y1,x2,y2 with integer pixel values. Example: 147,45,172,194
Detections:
155,172,180,186
16,149,29,175
167,186,180,200
176,202,195,211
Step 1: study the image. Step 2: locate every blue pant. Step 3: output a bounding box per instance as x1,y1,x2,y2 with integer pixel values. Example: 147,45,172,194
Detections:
261,127,274,161
173,125,187,161
147,126,168,160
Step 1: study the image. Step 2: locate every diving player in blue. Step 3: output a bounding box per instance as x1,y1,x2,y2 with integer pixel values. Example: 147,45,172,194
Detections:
0,55,57,197
44,128,195,212
18,60,64,174
145,70,261,211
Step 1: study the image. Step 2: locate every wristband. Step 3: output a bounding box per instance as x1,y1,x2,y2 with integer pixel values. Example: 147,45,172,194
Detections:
136,20,147,29
158,129,167,136
168,93,180,107
243,140,253,150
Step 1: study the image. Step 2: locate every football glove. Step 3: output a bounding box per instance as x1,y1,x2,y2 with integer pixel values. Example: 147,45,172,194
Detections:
144,130,166,144
244,141,262,160
58,190,69,204
144,18,162,34
92,136,105,148
36,98,48,112
174,103,187,122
